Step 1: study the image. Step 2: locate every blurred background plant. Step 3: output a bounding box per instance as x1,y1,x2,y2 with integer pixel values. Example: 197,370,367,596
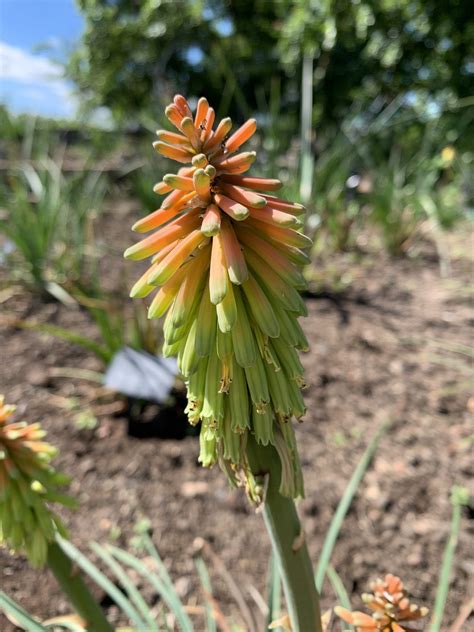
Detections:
0,115,107,297
1,164,106,295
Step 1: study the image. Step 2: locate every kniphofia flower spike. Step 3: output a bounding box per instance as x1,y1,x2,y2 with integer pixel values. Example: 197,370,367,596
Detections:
125,95,311,499
0,397,74,566
335,574,429,632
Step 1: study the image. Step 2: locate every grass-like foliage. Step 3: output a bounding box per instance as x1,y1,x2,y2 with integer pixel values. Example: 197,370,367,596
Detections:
1,160,106,295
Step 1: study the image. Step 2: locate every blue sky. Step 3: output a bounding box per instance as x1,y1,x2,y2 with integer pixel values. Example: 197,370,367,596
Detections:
0,0,84,118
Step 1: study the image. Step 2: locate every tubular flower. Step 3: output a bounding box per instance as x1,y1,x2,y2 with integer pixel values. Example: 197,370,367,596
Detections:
125,95,311,499
0,397,74,566
334,574,429,632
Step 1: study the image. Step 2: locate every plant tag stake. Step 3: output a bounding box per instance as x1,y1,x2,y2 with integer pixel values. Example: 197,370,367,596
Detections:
104,346,177,403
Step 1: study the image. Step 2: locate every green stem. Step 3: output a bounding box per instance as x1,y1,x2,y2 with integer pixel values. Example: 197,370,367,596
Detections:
47,542,114,632
248,441,322,632
430,486,469,632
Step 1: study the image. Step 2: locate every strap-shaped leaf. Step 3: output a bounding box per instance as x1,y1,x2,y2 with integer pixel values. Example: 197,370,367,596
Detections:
0,591,49,632
107,541,194,632
90,541,158,632
56,536,147,631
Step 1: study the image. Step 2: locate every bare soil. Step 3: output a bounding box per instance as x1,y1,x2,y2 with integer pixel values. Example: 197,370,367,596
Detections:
1,213,473,631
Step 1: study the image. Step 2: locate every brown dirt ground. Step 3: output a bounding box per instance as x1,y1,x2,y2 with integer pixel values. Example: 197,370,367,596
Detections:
0,211,473,631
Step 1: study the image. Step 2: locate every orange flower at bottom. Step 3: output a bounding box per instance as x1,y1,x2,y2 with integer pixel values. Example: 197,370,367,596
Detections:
335,574,429,632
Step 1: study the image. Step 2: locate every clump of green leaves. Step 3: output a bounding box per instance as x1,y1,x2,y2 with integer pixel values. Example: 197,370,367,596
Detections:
1,160,106,295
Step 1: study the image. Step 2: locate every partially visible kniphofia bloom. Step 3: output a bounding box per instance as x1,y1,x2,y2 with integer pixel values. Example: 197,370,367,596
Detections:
335,574,429,631
0,396,73,566
125,95,311,498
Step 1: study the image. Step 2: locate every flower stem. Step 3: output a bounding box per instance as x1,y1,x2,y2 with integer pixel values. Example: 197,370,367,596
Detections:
47,541,114,632
247,440,322,632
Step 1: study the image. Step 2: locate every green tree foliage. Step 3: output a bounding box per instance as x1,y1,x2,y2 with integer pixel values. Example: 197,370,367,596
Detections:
278,0,473,125
68,0,473,128
68,0,284,125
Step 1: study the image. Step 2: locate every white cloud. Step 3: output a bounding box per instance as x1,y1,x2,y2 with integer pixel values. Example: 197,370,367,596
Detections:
0,41,63,82
0,40,78,118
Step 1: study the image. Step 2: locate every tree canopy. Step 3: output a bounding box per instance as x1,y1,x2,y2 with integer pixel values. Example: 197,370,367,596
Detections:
67,0,474,128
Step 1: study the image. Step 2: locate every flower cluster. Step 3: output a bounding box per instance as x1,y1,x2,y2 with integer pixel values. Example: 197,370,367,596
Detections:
335,574,429,631
125,95,311,498
0,397,74,566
